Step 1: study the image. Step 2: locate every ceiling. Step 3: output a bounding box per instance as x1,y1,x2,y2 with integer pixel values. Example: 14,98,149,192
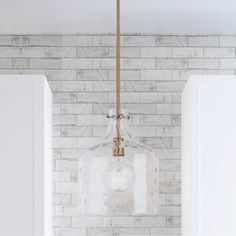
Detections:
1,0,236,34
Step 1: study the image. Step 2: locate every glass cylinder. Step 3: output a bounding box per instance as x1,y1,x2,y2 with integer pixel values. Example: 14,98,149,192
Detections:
78,109,159,216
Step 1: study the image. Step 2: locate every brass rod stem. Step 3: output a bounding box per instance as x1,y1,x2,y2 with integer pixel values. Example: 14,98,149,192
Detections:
116,0,121,138
113,0,124,156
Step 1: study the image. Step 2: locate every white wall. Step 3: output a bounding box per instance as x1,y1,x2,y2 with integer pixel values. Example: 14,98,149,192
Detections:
1,0,236,33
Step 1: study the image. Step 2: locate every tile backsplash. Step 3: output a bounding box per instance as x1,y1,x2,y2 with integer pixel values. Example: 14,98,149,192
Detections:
1,34,236,236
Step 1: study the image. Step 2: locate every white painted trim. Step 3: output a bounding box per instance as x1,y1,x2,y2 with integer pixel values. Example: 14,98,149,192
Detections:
0,75,52,236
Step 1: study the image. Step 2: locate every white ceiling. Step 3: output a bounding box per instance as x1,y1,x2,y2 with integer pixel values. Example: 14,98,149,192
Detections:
1,0,236,34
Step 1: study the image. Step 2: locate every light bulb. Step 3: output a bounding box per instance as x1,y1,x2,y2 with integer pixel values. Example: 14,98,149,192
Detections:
106,158,134,192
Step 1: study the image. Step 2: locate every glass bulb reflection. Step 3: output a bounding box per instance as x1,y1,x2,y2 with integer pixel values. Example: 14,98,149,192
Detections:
106,159,134,192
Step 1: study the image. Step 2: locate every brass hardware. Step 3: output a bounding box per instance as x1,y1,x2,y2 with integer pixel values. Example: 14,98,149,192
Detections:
107,113,131,120
116,0,121,125
113,146,125,156
113,137,125,156
113,0,124,156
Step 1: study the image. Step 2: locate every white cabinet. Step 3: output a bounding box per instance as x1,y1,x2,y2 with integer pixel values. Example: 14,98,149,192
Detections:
0,75,52,236
182,75,236,236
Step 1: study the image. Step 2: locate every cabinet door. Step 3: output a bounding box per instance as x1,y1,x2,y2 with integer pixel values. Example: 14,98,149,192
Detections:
0,75,52,236
182,75,236,236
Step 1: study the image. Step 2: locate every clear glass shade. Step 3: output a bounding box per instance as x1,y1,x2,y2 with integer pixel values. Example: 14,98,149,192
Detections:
78,109,159,216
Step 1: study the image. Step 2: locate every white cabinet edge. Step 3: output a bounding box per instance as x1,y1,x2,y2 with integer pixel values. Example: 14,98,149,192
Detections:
181,75,236,236
0,75,52,236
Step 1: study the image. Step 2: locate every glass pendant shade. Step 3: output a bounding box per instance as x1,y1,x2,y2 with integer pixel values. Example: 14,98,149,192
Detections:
78,109,159,216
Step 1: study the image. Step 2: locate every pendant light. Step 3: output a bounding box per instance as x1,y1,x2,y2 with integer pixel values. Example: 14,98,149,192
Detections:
78,0,159,215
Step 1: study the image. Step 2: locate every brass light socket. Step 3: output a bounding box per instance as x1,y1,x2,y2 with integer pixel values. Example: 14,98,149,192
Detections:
113,136,125,156
113,146,125,156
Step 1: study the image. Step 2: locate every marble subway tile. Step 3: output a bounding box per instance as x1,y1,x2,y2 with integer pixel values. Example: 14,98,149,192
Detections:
156,81,186,92
204,47,235,58
159,160,181,171
53,216,71,227
53,137,76,148
172,47,203,58
134,216,165,228
93,80,124,92
125,81,156,91
140,114,172,125
53,171,71,182
30,35,61,46
188,35,219,47
188,58,219,69
171,69,203,80
141,137,172,149
46,47,76,58
220,36,236,47
125,58,155,69
53,114,77,125
61,104,92,114
45,70,76,81
77,92,108,103
93,58,124,69
158,205,181,216
61,35,92,46
56,183,79,194
109,92,140,103
125,35,156,46
56,160,78,171
53,92,77,104
93,35,124,47
124,104,156,114
13,58,30,69
151,227,181,236
87,228,118,236
156,104,181,114
103,217,134,227
156,59,187,69
0,36,12,46
77,69,109,80
166,194,181,206
77,47,108,58
140,92,171,104
156,126,181,137
72,217,103,227
0,47,45,57
56,228,86,236
166,216,181,228
156,36,187,46
155,149,181,160
61,81,92,92
109,47,140,58
30,58,60,69
77,115,106,125
119,228,150,236
166,172,181,183
141,47,171,58
53,194,71,205
13,35,30,46
0,58,12,69
220,59,236,69
61,125,92,137
141,70,171,81
62,58,92,69
109,69,140,81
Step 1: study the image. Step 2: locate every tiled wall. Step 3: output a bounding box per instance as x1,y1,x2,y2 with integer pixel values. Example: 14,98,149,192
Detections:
1,34,236,236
